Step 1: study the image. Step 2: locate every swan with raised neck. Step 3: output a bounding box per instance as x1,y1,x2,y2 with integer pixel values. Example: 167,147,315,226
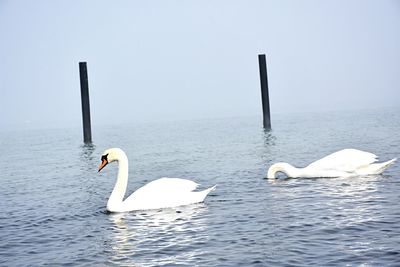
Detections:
98,148,216,212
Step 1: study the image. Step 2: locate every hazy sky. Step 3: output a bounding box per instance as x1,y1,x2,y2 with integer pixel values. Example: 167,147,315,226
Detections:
1,0,399,130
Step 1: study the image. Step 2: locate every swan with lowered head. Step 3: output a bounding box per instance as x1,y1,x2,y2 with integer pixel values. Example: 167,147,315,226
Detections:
98,148,216,212
267,149,396,179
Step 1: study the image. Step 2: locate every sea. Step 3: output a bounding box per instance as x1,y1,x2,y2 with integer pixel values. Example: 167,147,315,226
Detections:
1,108,399,266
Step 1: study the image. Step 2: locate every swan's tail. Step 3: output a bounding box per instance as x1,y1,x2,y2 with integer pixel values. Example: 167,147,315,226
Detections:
205,185,217,194
372,158,397,174
198,185,217,202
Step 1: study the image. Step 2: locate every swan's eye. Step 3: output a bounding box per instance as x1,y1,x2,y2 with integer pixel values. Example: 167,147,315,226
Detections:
101,154,108,162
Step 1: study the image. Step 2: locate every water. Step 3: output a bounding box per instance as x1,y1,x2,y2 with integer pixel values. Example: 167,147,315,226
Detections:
1,108,399,266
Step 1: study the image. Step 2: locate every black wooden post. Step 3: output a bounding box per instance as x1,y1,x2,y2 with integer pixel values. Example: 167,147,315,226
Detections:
79,62,92,143
258,54,271,129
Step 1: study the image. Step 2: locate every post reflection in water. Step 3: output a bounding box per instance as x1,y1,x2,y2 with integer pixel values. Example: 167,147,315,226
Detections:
107,204,210,266
80,143,96,161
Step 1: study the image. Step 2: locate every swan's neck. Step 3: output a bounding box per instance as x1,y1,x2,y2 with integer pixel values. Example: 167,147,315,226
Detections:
267,162,302,178
107,152,129,210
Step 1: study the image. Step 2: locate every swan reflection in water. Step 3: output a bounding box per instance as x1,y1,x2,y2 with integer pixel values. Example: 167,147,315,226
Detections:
107,204,210,266
319,174,386,223
314,175,391,254
269,173,385,223
267,172,389,256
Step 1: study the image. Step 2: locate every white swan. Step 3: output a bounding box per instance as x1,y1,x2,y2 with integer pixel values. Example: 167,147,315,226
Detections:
98,148,216,212
267,149,396,179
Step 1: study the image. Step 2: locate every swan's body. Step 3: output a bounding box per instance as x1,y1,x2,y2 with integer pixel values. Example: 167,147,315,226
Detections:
267,149,396,179
98,148,216,212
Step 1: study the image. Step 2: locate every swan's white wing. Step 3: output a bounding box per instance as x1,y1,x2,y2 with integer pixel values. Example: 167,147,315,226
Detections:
123,177,203,210
132,177,199,196
307,149,378,172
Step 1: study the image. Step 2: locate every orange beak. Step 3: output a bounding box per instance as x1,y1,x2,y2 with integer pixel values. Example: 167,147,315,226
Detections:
98,159,108,172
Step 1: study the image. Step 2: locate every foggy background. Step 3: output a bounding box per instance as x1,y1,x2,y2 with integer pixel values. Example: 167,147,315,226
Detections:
1,0,399,131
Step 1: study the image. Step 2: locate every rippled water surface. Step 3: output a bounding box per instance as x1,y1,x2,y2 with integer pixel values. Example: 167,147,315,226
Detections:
1,109,400,266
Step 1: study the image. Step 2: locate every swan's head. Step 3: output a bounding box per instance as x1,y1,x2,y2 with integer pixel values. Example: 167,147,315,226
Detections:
98,148,125,172
267,162,298,179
